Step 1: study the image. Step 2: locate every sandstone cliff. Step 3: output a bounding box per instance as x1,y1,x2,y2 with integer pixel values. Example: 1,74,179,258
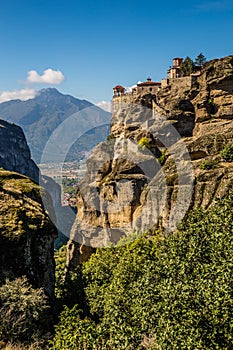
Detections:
67,55,233,267
0,169,57,298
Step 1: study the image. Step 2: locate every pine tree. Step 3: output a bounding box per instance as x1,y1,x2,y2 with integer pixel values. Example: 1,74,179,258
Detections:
180,56,195,76
195,53,207,67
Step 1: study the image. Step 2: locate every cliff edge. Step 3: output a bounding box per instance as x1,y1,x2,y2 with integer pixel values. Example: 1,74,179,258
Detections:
67,55,233,268
0,119,39,183
0,169,57,298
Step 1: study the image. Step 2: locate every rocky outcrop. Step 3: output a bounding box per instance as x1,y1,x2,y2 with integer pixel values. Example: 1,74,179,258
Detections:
0,169,57,298
0,118,63,228
67,56,233,266
0,119,39,183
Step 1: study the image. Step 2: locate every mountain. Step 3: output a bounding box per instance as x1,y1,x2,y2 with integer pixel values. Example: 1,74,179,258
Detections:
0,88,111,163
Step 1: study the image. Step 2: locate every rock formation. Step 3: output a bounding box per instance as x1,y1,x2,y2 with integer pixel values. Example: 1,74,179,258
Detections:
0,119,39,183
0,120,58,298
0,169,57,298
67,55,233,268
0,119,62,226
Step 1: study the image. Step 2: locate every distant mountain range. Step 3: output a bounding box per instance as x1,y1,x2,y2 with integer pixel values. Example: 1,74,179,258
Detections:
0,88,111,163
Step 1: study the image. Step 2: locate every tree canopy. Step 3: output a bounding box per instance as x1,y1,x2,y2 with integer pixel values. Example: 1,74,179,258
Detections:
52,192,233,350
195,52,207,67
180,56,195,76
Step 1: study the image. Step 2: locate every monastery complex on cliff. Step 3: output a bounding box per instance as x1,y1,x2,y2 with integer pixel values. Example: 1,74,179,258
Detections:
112,57,201,109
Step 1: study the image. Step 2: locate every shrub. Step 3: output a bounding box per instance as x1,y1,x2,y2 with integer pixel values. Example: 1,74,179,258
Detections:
54,245,87,313
199,158,218,170
106,133,115,141
138,137,150,150
51,193,233,349
157,149,167,166
0,277,50,344
220,144,233,162
50,305,103,350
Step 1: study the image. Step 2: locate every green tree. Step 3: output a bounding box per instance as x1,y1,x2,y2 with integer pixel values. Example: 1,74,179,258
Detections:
0,277,50,344
180,56,195,76
51,192,233,349
195,52,207,67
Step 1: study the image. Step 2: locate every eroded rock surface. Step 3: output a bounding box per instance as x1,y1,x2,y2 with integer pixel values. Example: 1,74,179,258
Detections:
0,119,39,183
67,56,233,266
0,170,57,298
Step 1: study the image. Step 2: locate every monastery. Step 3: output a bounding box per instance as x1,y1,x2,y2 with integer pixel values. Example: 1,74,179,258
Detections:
112,57,201,109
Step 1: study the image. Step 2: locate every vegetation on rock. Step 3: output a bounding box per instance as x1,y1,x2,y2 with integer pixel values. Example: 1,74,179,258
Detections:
199,158,219,170
138,137,151,150
220,144,233,162
0,277,50,345
51,192,233,349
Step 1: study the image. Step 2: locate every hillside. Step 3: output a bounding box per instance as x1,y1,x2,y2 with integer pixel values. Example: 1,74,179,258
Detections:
0,88,111,163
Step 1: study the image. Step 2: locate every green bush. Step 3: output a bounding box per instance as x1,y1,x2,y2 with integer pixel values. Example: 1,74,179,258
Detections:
51,193,233,349
199,158,218,170
0,277,50,344
138,137,150,150
106,133,115,141
157,149,167,166
50,305,102,350
220,144,233,162
54,246,86,311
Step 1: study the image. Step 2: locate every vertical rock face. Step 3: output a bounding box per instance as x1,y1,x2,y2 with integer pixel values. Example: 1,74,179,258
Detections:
0,119,39,183
67,56,233,267
0,170,57,298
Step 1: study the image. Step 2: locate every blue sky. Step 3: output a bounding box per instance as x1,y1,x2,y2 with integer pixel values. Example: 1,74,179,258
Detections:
0,0,233,108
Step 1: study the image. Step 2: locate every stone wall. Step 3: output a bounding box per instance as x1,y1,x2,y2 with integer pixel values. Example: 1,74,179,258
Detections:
162,75,198,90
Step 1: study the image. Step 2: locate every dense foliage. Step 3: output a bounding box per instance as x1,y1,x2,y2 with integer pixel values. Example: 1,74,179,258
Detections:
0,277,50,345
180,56,195,76
195,53,207,67
199,158,219,170
220,144,233,162
51,192,233,349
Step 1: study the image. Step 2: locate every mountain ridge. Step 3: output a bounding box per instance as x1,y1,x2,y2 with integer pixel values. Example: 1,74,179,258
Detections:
0,88,111,163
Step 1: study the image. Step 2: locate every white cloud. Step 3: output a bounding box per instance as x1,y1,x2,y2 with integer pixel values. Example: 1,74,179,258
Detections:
96,100,112,112
126,81,142,93
27,68,65,84
0,88,36,103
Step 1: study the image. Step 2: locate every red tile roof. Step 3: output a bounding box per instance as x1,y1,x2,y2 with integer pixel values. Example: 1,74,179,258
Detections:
137,81,161,87
113,85,125,90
